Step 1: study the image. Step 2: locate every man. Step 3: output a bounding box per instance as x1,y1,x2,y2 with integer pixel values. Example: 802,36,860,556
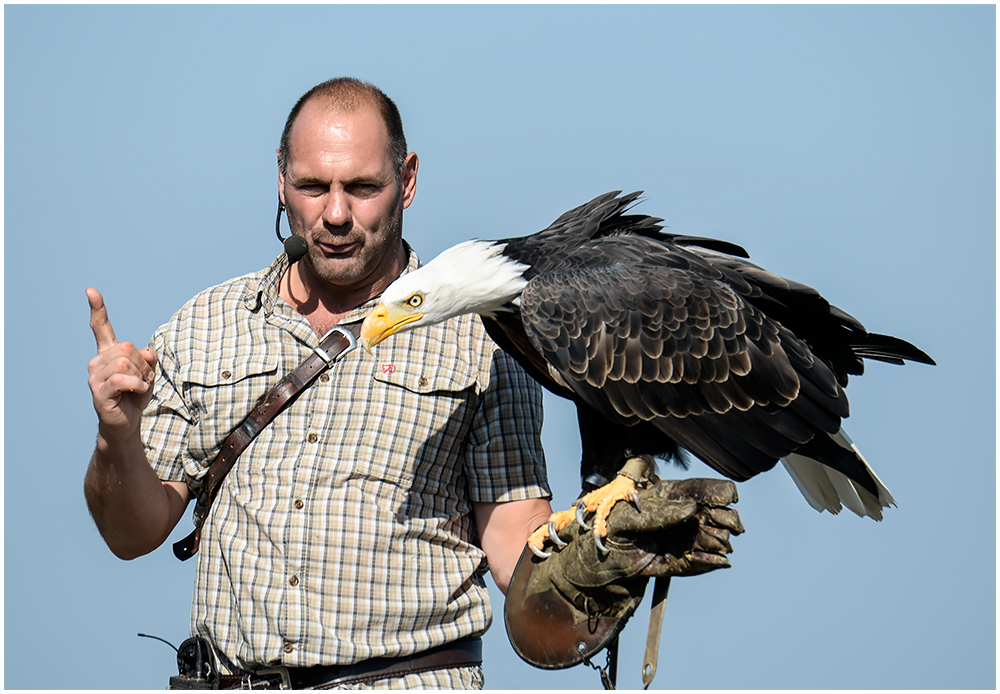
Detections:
85,77,554,689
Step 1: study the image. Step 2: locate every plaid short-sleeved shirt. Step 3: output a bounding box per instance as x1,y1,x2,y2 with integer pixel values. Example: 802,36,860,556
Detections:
143,250,550,675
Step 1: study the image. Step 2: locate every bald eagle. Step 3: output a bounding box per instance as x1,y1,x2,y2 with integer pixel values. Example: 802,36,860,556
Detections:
360,191,935,554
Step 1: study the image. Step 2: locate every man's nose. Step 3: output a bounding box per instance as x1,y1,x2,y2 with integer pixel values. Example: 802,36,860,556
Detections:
322,191,351,228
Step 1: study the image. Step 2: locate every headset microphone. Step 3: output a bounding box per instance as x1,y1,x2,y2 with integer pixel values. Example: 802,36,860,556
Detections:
283,235,309,262
275,198,309,262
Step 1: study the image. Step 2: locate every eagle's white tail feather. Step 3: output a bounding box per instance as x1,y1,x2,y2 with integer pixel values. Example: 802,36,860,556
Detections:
826,465,867,517
781,429,896,521
781,454,842,513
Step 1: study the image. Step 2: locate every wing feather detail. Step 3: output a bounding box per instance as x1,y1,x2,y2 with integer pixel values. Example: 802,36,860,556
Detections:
519,247,805,427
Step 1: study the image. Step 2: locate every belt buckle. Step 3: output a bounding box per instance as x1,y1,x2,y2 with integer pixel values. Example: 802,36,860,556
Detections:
248,666,291,690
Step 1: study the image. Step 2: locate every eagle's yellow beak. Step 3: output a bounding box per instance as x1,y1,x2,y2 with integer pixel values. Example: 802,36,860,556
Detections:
359,303,424,354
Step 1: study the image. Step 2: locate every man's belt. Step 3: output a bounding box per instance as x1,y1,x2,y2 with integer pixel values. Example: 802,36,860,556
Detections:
173,324,359,561
216,638,483,690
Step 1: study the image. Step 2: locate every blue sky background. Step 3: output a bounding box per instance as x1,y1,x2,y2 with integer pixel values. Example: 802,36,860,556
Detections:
4,4,995,690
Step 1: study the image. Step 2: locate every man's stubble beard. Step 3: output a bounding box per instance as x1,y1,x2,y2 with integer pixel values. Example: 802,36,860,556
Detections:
301,191,405,291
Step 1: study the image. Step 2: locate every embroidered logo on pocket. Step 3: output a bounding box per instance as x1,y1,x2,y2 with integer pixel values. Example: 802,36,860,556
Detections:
381,363,396,375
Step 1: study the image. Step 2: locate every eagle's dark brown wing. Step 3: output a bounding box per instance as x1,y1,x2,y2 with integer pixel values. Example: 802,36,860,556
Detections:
517,237,855,485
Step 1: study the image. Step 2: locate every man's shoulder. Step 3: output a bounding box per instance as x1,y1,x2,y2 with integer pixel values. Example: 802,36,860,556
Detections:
431,312,493,355
430,313,539,394
153,266,271,340
187,269,265,308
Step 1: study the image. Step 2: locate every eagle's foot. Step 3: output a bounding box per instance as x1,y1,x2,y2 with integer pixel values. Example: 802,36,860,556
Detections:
527,508,578,558
575,457,652,552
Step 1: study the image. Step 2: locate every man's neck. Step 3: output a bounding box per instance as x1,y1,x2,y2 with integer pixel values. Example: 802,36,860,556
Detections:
278,248,408,337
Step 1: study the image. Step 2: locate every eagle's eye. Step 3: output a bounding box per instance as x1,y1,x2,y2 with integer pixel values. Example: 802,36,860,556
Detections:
407,294,424,308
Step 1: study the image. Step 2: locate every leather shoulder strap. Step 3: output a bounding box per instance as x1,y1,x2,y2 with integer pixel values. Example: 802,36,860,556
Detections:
172,325,358,560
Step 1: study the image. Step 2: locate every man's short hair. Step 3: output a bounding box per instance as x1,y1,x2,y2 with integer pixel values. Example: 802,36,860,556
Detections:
277,77,408,178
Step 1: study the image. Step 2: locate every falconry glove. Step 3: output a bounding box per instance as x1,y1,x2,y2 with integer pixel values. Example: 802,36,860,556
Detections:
504,478,743,685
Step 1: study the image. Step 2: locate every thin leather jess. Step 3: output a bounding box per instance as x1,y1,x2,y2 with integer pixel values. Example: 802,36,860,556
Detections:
173,324,359,561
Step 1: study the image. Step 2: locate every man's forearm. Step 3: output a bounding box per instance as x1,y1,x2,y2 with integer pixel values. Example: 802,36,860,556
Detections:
474,498,553,595
84,427,189,560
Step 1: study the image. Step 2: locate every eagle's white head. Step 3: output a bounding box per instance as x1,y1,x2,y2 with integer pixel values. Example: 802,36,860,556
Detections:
360,240,529,351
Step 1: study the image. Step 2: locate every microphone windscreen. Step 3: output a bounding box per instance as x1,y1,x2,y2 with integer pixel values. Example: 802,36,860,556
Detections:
284,235,309,262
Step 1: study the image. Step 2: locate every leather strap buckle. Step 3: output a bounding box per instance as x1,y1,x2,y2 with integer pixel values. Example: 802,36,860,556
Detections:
248,667,291,690
314,325,357,364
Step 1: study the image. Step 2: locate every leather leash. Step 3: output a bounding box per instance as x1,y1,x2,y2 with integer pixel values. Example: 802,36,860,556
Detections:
173,324,359,561
641,576,671,689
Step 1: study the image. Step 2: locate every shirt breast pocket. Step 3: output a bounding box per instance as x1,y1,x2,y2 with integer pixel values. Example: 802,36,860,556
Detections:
181,355,279,457
364,352,480,490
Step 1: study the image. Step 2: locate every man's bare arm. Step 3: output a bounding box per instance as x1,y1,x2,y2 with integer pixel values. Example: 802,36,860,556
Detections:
473,497,553,595
83,287,189,559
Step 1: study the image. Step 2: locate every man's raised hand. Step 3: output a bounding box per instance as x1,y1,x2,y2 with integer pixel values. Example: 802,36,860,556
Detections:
86,288,157,441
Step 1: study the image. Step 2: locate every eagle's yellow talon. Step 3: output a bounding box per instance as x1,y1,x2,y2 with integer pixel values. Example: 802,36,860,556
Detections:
548,520,568,547
527,465,646,557
526,508,577,556
581,474,643,536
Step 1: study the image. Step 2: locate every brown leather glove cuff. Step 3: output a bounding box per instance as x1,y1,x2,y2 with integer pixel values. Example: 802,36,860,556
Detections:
504,542,643,669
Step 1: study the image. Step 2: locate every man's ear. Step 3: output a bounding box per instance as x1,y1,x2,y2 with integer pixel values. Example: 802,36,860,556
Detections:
276,148,286,206
401,152,419,209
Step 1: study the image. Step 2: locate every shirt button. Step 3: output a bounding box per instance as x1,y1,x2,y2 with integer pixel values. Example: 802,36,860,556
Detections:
319,373,330,383
294,499,304,510
289,575,299,586
283,643,294,654
307,433,318,443
221,370,232,379
418,377,429,387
